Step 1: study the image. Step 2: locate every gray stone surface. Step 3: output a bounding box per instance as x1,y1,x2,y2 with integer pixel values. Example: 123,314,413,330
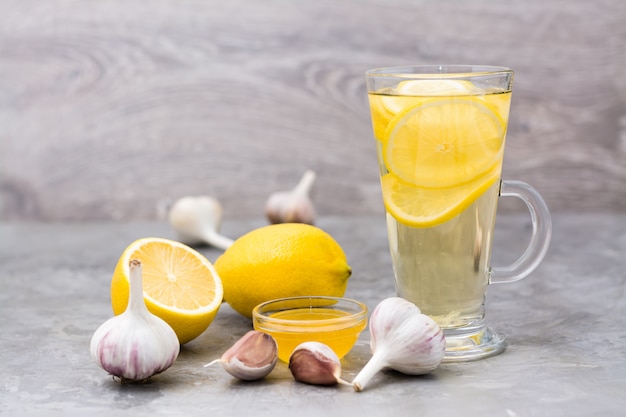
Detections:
1,214,625,416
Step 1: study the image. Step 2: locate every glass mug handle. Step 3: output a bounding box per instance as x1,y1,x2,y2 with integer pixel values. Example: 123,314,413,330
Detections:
490,180,552,284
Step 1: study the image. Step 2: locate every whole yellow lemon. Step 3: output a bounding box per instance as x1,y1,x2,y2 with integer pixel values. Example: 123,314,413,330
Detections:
214,223,352,318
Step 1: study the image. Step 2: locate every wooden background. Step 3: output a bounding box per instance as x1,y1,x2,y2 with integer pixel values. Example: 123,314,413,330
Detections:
1,0,625,221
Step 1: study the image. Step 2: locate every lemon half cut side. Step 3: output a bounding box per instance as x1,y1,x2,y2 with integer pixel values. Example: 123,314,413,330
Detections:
111,237,224,344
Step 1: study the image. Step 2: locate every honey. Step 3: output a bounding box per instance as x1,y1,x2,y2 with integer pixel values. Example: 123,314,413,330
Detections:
254,307,367,362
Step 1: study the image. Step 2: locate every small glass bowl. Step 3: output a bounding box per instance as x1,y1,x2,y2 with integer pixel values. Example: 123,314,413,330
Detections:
252,296,368,363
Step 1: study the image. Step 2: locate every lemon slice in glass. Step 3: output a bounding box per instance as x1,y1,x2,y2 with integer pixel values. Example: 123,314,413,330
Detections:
368,80,477,142
368,94,422,141
383,97,505,187
381,167,500,228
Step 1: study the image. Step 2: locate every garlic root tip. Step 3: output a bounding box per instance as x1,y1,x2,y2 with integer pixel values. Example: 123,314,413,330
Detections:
203,359,223,368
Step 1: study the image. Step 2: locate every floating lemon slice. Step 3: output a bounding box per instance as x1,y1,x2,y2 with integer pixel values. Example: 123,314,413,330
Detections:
381,167,500,228
368,94,420,141
383,96,505,187
111,237,223,344
368,80,477,142
394,79,477,98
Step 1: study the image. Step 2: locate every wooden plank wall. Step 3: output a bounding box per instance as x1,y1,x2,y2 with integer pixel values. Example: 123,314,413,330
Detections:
1,0,625,221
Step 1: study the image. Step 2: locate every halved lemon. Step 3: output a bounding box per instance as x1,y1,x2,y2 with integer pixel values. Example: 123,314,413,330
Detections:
383,96,505,187
111,237,223,344
381,167,500,228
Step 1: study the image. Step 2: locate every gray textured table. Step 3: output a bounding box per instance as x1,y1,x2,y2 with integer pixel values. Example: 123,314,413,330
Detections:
1,214,625,416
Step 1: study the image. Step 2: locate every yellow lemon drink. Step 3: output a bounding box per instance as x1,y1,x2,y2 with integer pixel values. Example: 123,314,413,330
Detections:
368,76,512,330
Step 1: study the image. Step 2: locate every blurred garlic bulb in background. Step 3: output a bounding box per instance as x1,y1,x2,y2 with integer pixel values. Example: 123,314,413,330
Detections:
168,196,234,250
265,170,316,225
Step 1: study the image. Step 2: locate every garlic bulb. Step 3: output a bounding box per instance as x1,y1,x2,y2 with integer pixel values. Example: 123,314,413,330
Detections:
289,341,351,386
205,330,277,381
90,260,180,383
168,196,234,250
352,297,446,392
265,170,316,224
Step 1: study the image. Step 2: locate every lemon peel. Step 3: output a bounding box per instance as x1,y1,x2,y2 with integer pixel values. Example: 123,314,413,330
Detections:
214,224,351,318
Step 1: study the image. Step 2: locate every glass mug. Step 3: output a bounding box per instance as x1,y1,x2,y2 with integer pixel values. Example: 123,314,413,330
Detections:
365,65,552,361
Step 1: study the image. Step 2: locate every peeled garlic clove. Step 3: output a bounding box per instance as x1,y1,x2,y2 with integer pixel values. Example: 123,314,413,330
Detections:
289,341,351,386
90,260,180,383
205,330,277,381
352,297,446,392
168,196,234,250
265,170,316,225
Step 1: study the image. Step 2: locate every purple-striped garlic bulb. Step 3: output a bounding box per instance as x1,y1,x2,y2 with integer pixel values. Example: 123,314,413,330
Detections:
265,170,317,225
352,297,446,392
90,259,180,383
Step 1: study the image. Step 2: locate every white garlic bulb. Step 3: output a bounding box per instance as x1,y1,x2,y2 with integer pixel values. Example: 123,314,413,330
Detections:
265,170,316,225
205,330,278,381
168,196,235,250
352,297,446,392
90,259,180,383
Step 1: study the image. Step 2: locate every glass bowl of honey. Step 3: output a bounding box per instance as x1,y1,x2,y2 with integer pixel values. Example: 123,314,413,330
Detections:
252,296,368,362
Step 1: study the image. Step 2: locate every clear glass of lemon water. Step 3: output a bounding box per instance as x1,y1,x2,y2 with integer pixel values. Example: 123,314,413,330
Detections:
365,65,552,361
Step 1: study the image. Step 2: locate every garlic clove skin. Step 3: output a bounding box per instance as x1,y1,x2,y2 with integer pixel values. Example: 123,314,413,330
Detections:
168,196,234,250
205,330,277,381
288,341,351,386
265,170,316,225
352,297,446,392
90,260,180,383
